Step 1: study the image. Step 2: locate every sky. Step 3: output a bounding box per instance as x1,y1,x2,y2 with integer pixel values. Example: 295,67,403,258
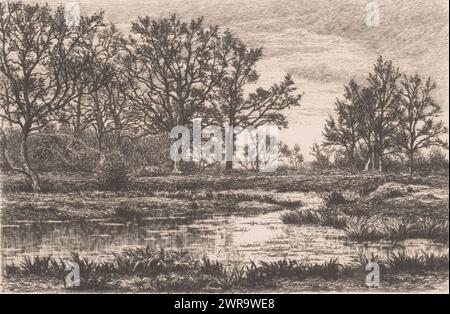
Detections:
26,0,450,160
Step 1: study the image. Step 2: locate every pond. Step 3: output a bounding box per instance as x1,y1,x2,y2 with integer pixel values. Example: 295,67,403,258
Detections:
2,206,448,268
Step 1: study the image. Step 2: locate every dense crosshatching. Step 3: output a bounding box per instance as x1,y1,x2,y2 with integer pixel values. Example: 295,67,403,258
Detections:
0,0,448,294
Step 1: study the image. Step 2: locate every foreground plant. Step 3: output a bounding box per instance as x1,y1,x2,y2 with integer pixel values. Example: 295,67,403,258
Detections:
385,251,450,274
5,248,449,292
282,209,449,243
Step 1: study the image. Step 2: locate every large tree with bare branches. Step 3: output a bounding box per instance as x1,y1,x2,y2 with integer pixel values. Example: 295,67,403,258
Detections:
0,2,105,191
213,33,302,170
323,80,362,170
366,56,402,172
122,15,230,172
395,74,448,173
61,24,132,165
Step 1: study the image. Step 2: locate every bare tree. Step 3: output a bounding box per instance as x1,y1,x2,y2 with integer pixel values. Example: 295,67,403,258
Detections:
395,74,448,173
366,56,402,172
80,24,132,165
122,15,229,172
323,80,361,170
214,34,302,170
0,2,104,191
212,33,261,170
355,86,378,171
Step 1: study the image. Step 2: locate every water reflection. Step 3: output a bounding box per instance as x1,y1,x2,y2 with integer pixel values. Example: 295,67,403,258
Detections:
2,211,448,268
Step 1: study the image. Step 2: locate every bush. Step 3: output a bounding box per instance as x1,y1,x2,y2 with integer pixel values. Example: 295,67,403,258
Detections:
0,128,175,175
1,127,99,173
179,161,201,174
413,148,449,174
97,153,130,191
120,134,173,176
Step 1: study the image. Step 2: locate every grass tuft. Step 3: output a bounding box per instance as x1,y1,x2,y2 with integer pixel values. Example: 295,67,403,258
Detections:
6,248,449,292
385,251,449,273
344,217,381,242
324,190,350,206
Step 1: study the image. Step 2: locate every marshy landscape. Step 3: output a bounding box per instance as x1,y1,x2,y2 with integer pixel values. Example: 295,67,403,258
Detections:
1,171,449,292
0,0,449,294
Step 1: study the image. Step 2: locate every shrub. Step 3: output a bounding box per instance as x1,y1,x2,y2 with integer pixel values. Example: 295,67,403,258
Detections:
281,206,348,228
413,148,449,174
97,152,130,191
1,128,98,173
120,134,172,176
244,262,269,287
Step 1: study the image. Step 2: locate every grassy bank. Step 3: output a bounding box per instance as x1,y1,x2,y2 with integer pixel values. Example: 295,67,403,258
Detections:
282,181,449,243
0,189,303,223
2,170,448,194
1,171,448,224
2,247,449,293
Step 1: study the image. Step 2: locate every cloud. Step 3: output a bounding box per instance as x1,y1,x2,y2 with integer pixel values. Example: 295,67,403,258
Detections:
288,63,351,83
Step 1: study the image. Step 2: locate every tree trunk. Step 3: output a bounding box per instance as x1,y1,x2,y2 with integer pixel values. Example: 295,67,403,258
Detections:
225,124,234,172
349,147,356,171
225,160,233,171
255,132,260,172
20,134,41,192
364,154,371,171
113,116,123,150
172,160,180,173
408,151,414,174
371,151,376,171
99,151,106,166
98,136,106,166
172,129,182,174
74,95,82,136
378,154,383,172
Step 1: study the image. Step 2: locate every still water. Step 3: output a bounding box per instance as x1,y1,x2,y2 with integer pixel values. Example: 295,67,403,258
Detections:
2,209,448,267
